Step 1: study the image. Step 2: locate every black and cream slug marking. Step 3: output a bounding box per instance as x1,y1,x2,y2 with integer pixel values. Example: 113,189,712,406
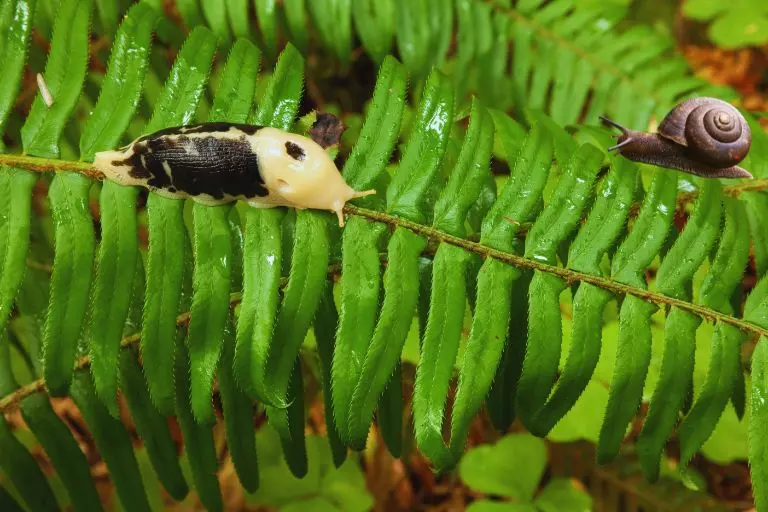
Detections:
93,122,375,226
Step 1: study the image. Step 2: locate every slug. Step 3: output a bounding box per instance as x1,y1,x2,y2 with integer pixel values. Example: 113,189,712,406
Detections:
600,97,752,179
93,121,375,226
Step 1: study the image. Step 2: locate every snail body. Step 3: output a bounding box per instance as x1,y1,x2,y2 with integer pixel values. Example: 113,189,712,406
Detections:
93,121,374,226
600,97,752,179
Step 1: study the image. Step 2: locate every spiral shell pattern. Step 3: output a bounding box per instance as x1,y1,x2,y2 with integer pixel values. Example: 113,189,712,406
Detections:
659,97,751,168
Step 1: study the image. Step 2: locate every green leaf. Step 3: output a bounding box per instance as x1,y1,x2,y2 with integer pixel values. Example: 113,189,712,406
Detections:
678,198,750,471
20,394,103,511
443,125,552,469
79,2,158,161
22,0,94,395
0,417,59,511
21,0,93,159
745,272,768,329
547,380,609,443
340,65,451,450
636,181,722,480
685,0,768,48
466,503,538,512
750,337,768,511
518,158,636,436
377,363,403,458
84,2,157,413
415,243,475,467
219,318,260,491
198,38,261,490
656,181,723,299
119,347,189,501
332,217,387,442
87,180,139,413
534,478,592,512
414,100,495,466
0,0,35,139
537,160,637,431
433,98,495,237
387,69,455,223
226,0,250,38
0,170,38,327
486,271,529,432
176,0,203,28
254,0,278,59
342,55,407,205
314,287,348,467
174,332,223,512
248,429,373,511
307,0,352,65
0,486,23,512
744,191,768,277
265,360,308,478
476,11,513,110
480,123,552,252
682,0,727,20
283,0,308,52
94,0,118,36
351,0,395,64
70,371,152,512
637,310,699,479
238,44,310,408
394,0,452,76
597,169,678,463
140,26,218,414
345,227,425,449
234,48,299,393
0,0,36,332
516,144,604,435
235,208,284,398
240,42,310,477
459,433,546,500
42,172,95,395
251,44,304,127
188,202,234,423
261,212,330,406
200,0,231,45
742,114,768,180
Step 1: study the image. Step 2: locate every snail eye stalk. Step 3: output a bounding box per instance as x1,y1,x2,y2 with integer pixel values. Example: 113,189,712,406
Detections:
599,115,630,135
607,138,634,152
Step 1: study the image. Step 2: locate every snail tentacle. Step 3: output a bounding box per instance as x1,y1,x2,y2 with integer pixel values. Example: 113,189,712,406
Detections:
607,137,635,152
599,115,630,135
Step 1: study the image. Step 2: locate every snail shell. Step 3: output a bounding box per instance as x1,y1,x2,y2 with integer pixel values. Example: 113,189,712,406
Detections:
600,97,752,179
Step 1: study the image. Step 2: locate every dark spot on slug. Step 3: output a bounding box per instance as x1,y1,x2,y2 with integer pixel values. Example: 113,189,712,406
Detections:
285,141,306,161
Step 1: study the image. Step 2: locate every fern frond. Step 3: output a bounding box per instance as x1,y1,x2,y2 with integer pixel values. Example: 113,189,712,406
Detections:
3,1,768,509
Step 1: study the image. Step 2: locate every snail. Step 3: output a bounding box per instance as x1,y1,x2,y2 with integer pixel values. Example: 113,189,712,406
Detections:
93,116,374,227
600,97,752,179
